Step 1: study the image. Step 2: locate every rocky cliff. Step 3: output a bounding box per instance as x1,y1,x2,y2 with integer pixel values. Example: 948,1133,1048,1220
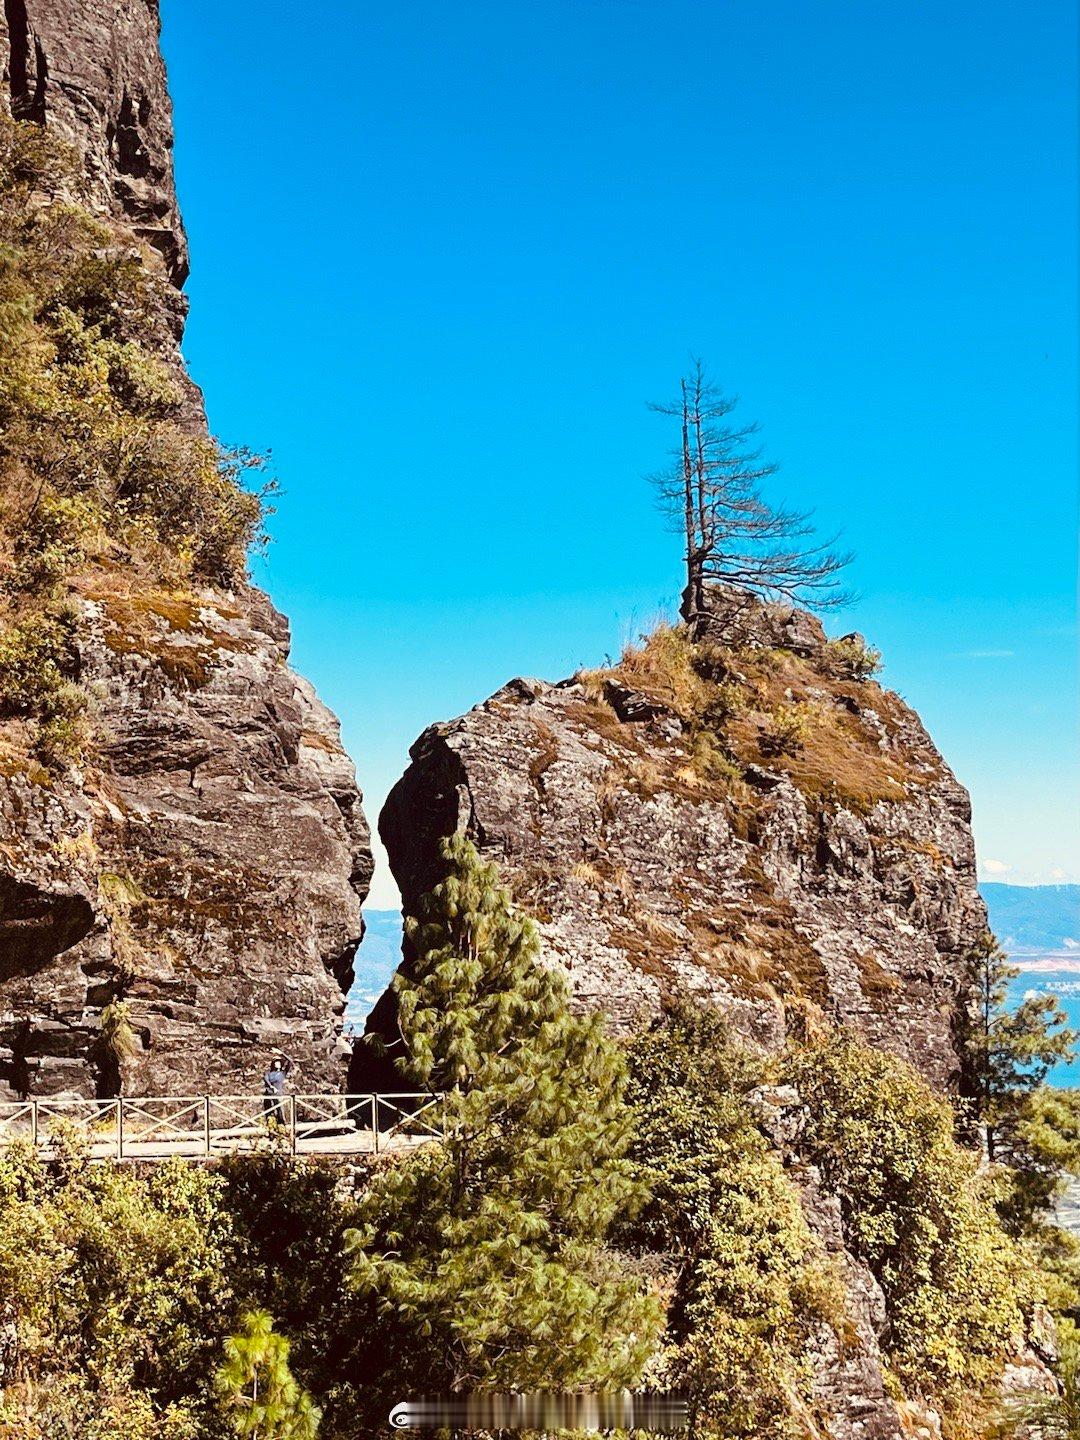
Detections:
0,0,372,1098
374,590,984,1092
365,589,1003,1437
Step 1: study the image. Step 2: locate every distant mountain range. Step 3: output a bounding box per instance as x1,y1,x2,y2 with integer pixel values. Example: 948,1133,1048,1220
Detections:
980,883,1080,955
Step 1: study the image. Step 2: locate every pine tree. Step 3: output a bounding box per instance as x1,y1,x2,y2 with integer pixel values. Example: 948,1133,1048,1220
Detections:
962,930,1080,1230
345,834,662,1395
215,1310,322,1439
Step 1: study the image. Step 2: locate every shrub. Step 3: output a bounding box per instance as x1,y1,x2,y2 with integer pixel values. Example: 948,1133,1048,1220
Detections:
0,607,80,714
622,1003,841,1439
33,681,89,767
760,701,812,757
822,635,882,681
0,1145,241,1431
0,111,78,197
0,606,88,765
689,728,743,787
789,1034,1027,1399
0,114,270,595
700,679,745,726
8,492,99,595
100,1001,140,1064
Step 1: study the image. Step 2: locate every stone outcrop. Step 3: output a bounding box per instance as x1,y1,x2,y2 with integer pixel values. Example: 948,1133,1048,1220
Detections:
365,596,998,1435
0,2,372,1097
372,594,984,1092
2,0,188,281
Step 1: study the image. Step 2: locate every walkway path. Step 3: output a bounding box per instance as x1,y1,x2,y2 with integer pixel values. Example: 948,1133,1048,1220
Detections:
0,1093,443,1162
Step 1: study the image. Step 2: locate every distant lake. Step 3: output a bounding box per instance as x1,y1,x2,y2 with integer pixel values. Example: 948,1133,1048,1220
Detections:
1007,966,1080,1088
345,911,404,1033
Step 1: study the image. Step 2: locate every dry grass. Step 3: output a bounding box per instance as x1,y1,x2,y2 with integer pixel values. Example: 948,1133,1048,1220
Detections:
718,650,937,811
85,582,255,691
571,859,605,888
300,729,340,755
608,923,678,983
640,909,679,946
852,948,901,997
604,617,940,813
605,620,931,813
0,726,52,785
573,668,608,705
615,622,703,717
596,767,625,824
609,864,634,900
564,696,647,758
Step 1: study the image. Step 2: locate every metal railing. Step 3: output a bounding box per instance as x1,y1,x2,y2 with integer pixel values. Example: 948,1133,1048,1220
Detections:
0,1093,445,1162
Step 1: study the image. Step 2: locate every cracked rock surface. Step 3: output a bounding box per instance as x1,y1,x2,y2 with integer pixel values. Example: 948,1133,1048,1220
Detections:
0,0,372,1098
370,599,984,1092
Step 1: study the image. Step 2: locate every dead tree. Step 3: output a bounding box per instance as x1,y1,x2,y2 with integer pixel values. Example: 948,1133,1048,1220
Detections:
650,360,850,623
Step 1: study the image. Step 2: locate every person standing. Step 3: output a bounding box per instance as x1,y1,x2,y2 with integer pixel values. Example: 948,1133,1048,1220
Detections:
262,1054,292,1127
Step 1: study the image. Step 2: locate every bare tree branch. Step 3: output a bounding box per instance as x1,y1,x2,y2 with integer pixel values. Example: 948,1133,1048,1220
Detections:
649,360,851,619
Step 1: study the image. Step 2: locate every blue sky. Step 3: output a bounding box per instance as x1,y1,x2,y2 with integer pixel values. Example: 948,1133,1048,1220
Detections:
161,1,1077,907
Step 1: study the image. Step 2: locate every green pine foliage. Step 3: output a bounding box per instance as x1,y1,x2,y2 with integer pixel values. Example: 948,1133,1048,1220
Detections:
621,1003,842,1440
215,1311,321,1440
790,1033,1028,1401
960,931,1080,1233
345,834,663,1398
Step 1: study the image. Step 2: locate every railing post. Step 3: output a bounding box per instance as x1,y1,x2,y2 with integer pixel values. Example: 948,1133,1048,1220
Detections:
31,1100,38,1150
204,1096,211,1158
290,1096,297,1156
372,1094,379,1155
117,1097,124,1161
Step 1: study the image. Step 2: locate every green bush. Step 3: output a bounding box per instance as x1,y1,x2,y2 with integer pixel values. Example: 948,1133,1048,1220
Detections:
0,1143,240,1434
0,113,270,597
689,727,743,786
789,1034,1027,1399
8,493,98,595
822,635,882,681
0,606,88,765
622,1004,841,1439
0,606,79,714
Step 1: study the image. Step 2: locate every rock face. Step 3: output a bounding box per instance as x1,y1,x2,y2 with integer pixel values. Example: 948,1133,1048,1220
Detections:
374,596,984,1092
0,2,372,1098
368,592,990,1437
1,0,188,281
